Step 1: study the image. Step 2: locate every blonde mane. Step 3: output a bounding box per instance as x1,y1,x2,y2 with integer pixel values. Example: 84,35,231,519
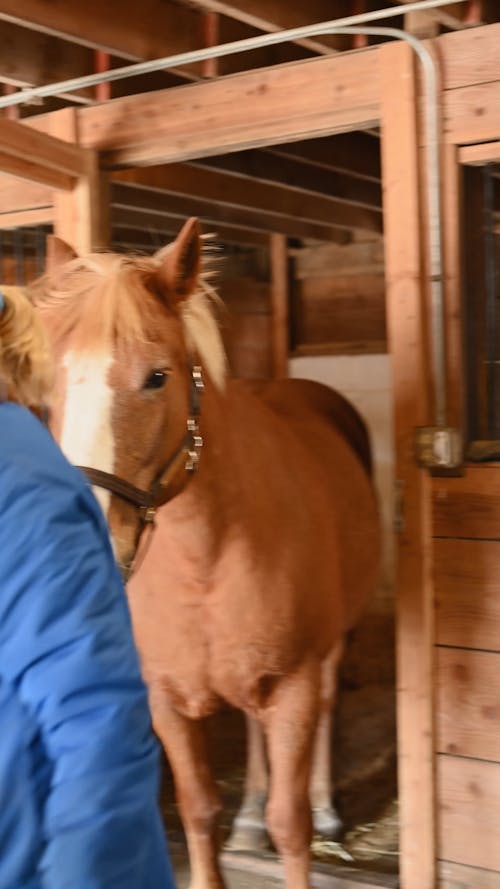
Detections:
0,285,54,408
31,247,227,390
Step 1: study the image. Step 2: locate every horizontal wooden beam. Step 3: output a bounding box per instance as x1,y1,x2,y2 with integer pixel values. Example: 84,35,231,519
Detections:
0,0,200,61
182,0,348,55
112,182,350,243
0,206,52,228
444,79,500,144
267,134,381,183
76,49,380,166
459,141,500,165
113,165,382,232
0,118,88,188
0,173,53,213
112,207,270,247
437,21,500,90
190,151,382,210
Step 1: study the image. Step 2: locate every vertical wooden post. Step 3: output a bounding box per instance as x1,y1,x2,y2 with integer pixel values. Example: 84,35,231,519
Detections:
49,107,110,253
269,233,289,378
380,42,436,889
441,144,464,433
201,12,220,79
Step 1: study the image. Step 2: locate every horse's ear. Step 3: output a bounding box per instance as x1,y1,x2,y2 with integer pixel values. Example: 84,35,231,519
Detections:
46,236,78,274
154,217,201,303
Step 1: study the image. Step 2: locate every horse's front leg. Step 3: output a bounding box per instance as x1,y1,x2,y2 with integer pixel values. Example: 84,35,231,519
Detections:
227,714,269,851
264,659,321,889
310,640,344,839
149,683,225,889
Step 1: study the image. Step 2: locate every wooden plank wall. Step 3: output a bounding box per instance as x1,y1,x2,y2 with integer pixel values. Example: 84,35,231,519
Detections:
433,466,500,886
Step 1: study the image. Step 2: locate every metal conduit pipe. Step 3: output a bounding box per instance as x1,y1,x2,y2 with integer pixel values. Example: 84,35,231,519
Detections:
0,0,468,463
0,0,466,108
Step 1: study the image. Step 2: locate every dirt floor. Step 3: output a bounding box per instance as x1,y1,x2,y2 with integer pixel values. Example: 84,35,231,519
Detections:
160,606,398,886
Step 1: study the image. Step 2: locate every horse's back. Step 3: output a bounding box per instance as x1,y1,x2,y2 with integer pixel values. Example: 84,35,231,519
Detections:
240,378,372,477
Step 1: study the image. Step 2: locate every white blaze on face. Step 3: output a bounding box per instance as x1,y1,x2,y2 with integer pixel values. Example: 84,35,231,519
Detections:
60,351,115,517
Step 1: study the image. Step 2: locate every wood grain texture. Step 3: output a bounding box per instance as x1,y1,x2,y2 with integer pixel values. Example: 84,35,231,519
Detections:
435,538,500,650
433,466,500,539
438,754,500,871
437,646,500,759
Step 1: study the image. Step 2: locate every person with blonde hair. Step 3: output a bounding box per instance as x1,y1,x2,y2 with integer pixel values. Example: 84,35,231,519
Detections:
0,286,175,888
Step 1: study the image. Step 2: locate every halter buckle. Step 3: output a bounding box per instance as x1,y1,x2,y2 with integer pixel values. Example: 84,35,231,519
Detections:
142,505,157,524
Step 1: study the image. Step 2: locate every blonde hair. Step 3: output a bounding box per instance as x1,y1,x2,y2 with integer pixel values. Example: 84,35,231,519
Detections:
0,285,54,409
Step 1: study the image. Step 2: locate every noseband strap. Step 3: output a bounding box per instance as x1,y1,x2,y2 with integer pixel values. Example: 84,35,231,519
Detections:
77,365,204,522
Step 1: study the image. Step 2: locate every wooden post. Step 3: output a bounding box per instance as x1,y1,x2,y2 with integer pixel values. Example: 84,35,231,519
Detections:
269,233,289,378
380,42,436,889
49,108,110,253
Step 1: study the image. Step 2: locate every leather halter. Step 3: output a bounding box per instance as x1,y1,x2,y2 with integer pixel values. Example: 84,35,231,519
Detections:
77,365,204,526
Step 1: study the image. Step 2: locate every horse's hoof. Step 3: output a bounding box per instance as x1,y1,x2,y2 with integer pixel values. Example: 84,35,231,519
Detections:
312,807,343,840
225,823,270,853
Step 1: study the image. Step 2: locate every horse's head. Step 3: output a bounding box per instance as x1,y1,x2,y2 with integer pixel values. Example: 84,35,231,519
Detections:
33,218,226,573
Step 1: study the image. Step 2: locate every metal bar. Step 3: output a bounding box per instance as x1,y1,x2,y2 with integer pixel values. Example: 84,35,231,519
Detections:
0,0,467,109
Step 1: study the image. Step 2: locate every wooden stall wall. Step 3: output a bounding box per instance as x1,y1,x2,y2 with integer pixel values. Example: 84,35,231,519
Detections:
433,467,500,888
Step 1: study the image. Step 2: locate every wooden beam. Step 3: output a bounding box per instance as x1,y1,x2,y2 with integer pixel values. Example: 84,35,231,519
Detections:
0,20,95,104
0,117,87,189
113,165,382,233
178,0,349,55
269,233,289,378
444,80,500,145
190,151,382,210
49,108,109,252
112,209,269,247
0,206,52,228
438,22,500,91
112,182,350,244
75,49,380,166
0,0,201,61
380,41,436,889
0,173,51,213
269,134,381,183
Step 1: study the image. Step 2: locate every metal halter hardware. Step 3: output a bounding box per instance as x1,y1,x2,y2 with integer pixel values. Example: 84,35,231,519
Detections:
77,365,204,525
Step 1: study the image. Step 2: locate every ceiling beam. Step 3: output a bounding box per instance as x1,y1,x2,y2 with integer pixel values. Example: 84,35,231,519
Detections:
0,173,52,212
74,49,380,166
190,151,382,210
0,206,52,228
0,0,201,61
180,0,350,54
268,134,381,182
113,164,382,232
0,117,87,188
112,183,349,243
112,207,271,247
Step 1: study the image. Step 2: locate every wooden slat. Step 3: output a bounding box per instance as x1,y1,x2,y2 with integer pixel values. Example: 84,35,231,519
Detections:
433,466,500,538
437,647,500,759
0,207,53,228
112,182,348,243
435,538,500,650
113,165,383,234
221,312,272,380
459,141,500,166
112,207,269,248
0,175,52,214
380,41,435,889
438,755,500,871
271,134,381,183
293,240,384,280
76,50,380,166
190,151,382,210
439,860,500,889
293,274,386,350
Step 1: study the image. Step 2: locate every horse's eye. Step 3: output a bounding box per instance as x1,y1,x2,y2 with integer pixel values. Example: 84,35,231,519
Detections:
143,369,168,390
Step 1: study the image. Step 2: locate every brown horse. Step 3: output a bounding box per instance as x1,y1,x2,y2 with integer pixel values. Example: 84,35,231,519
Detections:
34,219,380,889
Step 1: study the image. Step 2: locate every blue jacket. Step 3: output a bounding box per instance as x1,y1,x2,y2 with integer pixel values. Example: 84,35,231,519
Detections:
0,403,175,889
